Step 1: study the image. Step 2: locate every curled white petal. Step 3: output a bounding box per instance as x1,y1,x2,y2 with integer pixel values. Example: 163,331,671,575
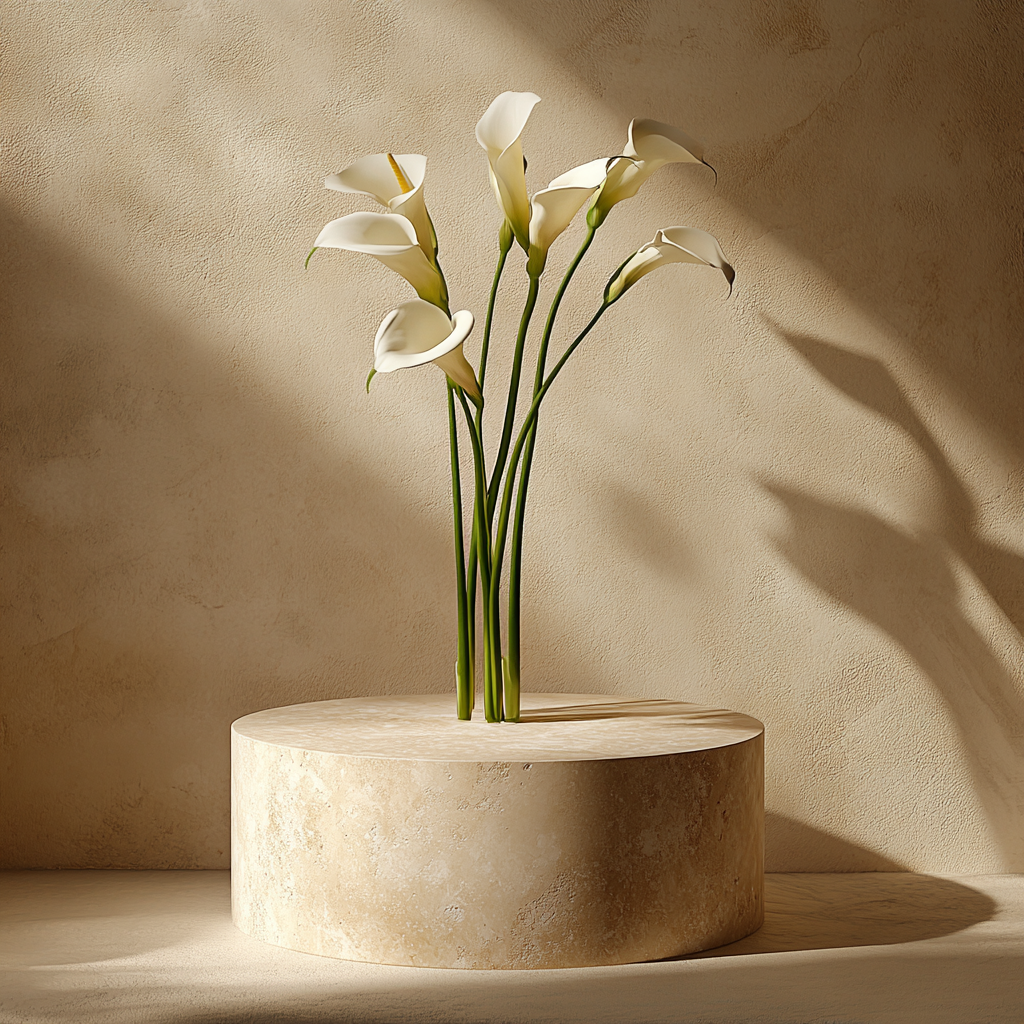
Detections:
314,212,445,305
315,211,419,254
475,91,541,249
325,153,427,205
592,155,650,216
595,119,708,218
373,300,479,398
325,154,436,262
605,225,734,302
528,157,608,258
657,226,732,276
608,247,663,301
625,119,704,165
475,92,541,157
432,340,480,399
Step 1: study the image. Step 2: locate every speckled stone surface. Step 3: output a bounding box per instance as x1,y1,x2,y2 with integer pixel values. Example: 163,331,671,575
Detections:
231,693,764,969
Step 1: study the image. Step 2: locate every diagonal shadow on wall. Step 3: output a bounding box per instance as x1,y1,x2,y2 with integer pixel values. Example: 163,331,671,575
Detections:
778,328,1024,633
0,199,622,868
472,0,1024,460
462,0,1024,867
762,489,1022,863
761,327,1023,865
0,201,460,868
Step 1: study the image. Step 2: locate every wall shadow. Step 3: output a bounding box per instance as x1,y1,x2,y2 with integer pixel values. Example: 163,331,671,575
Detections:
778,326,1024,634
764,481,1023,863
760,328,1024,866
0,202,462,867
765,812,904,873
475,0,1024,459
519,698,743,722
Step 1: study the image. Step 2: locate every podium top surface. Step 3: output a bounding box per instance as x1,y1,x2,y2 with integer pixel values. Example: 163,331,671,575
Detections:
231,693,764,762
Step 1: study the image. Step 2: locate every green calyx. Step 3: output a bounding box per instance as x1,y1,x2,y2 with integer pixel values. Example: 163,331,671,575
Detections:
498,219,514,253
526,246,546,279
602,252,635,305
586,198,609,230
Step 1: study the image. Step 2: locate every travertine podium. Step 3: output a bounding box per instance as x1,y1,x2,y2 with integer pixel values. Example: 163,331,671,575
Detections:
231,693,764,969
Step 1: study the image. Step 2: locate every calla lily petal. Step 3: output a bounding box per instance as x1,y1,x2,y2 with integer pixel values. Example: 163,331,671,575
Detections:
625,119,704,165
476,91,541,251
591,155,649,215
325,153,427,205
316,210,418,253
374,300,480,399
528,157,608,272
605,225,734,303
432,339,481,400
314,212,446,308
325,153,436,263
592,119,710,222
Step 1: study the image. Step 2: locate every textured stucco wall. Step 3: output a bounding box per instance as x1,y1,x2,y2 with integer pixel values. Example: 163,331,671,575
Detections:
1,0,1021,871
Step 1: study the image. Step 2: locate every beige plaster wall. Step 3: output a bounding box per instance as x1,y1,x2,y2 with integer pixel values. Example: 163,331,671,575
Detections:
1,0,1021,872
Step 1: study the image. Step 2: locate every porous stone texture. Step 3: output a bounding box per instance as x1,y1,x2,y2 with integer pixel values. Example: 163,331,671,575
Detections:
231,693,764,968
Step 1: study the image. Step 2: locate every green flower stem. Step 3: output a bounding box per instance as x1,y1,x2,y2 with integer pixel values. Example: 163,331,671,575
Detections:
457,390,501,723
505,226,598,714
538,302,613,424
437,273,450,317
466,227,513,710
447,383,472,721
482,268,542,720
486,272,541,522
426,210,451,315
468,268,540,722
490,301,613,690
479,227,514,393
465,527,478,714
533,226,599,395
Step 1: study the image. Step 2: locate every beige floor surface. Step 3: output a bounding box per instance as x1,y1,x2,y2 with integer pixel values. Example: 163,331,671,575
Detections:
1,871,1021,1024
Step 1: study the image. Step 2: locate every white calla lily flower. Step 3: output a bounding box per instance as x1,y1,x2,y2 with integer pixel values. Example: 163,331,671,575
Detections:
605,226,734,303
325,153,437,263
527,157,608,275
314,212,447,309
592,119,711,224
475,91,541,251
626,118,705,164
373,299,479,400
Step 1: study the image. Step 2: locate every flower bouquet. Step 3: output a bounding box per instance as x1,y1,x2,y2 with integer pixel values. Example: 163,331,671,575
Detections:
308,92,733,724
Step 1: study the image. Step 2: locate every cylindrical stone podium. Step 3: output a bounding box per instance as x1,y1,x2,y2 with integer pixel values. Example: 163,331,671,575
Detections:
231,693,764,969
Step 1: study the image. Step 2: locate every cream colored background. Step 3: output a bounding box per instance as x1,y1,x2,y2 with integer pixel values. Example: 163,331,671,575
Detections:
1,1,1021,872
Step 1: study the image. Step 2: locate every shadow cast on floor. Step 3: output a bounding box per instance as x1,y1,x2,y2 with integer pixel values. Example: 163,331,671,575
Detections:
1,870,1013,1024
518,698,745,723
673,872,995,959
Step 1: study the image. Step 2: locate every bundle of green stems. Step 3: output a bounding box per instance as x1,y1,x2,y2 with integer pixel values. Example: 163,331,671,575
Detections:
448,218,611,723
308,94,733,722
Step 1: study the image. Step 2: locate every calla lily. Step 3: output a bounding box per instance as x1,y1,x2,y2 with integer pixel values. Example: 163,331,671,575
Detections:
314,212,447,309
527,158,608,276
476,91,541,251
591,119,711,224
604,226,734,304
325,153,437,264
373,299,480,400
